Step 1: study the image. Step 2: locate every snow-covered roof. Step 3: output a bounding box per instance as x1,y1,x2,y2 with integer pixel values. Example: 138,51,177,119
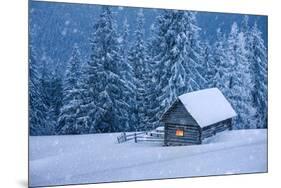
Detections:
178,88,237,128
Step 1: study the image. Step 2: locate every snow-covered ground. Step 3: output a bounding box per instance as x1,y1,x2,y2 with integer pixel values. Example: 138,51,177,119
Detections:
29,129,267,187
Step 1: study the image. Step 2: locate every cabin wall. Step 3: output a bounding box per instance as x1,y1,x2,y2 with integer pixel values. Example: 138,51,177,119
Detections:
164,123,201,146
161,100,198,126
201,119,232,140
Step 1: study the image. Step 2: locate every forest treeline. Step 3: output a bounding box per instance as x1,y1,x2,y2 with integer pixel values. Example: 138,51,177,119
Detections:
29,7,267,135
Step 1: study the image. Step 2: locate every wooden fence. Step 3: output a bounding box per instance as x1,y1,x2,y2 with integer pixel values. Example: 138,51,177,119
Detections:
117,132,164,144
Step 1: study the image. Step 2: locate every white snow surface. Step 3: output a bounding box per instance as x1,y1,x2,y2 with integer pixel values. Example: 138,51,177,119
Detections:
29,129,267,187
156,126,164,131
178,87,237,127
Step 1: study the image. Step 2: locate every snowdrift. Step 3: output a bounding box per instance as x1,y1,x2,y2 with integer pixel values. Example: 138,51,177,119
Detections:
29,129,267,187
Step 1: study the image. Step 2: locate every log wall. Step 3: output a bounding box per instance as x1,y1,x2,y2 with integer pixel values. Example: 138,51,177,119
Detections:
164,123,201,146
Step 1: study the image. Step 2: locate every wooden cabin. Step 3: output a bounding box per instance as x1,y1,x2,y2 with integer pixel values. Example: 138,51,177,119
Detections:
160,88,237,146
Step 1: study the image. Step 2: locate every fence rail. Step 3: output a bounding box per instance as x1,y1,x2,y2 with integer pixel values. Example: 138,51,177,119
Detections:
117,132,164,144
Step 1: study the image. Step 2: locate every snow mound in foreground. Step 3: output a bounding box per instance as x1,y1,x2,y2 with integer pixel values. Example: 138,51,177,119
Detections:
29,129,267,187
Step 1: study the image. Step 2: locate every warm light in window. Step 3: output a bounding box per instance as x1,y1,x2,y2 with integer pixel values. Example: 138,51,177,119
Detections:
176,129,184,137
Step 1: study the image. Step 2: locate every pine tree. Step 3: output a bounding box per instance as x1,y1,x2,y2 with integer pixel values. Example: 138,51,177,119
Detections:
50,73,63,133
227,22,257,129
150,10,206,123
58,45,84,134
149,10,174,124
144,56,159,129
29,46,47,135
36,53,56,135
128,9,150,130
212,28,230,93
119,18,136,131
74,61,96,134
249,23,268,128
41,73,62,135
145,23,161,129
29,46,63,135
86,7,128,133
184,11,207,92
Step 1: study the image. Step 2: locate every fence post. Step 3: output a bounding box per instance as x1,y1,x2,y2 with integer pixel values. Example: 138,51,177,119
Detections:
124,132,126,142
134,133,137,143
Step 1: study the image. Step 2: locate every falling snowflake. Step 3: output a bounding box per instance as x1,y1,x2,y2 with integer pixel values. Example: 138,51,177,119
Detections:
117,36,123,43
65,20,70,25
61,29,67,36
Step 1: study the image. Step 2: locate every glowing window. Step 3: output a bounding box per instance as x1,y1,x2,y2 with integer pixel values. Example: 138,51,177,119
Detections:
176,129,184,137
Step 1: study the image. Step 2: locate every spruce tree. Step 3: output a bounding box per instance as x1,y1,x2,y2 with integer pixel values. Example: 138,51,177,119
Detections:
29,47,46,135
87,7,127,133
37,53,58,135
212,28,230,94
145,23,161,129
119,18,136,131
183,11,207,92
128,9,149,130
58,45,84,134
149,10,173,123
150,10,206,123
227,22,257,129
249,23,268,128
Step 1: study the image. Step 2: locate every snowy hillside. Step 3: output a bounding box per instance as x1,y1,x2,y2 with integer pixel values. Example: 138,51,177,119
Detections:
29,129,267,187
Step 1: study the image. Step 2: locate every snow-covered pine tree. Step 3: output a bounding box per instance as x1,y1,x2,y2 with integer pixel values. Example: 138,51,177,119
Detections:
73,59,96,134
87,7,128,133
43,72,62,135
57,44,84,134
227,22,257,129
119,18,136,131
37,53,59,135
240,17,268,129
150,10,206,122
137,10,160,130
49,71,63,133
29,46,47,136
128,9,150,131
212,28,230,93
144,22,161,129
143,57,159,129
239,16,262,129
249,22,268,128
167,11,190,101
183,11,207,92
149,10,173,124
